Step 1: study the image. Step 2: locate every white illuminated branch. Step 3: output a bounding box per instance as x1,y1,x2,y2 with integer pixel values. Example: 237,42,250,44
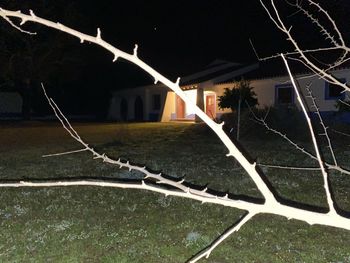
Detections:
0,7,349,262
281,54,336,215
251,111,350,175
259,0,350,92
252,0,350,175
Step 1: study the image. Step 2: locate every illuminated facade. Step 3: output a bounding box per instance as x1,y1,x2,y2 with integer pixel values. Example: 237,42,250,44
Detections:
108,60,258,121
108,60,350,122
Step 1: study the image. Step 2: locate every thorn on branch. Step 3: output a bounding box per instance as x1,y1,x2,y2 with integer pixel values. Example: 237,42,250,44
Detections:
154,78,158,84
96,28,102,41
126,161,132,171
20,18,27,25
113,55,118,62
29,9,36,18
175,77,181,86
56,22,63,29
178,179,185,184
133,44,138,57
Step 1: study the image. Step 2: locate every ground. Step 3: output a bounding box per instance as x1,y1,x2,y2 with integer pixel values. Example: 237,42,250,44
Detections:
0,122,349,262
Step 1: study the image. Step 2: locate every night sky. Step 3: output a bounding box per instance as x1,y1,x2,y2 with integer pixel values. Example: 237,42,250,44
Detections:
1,0,349,115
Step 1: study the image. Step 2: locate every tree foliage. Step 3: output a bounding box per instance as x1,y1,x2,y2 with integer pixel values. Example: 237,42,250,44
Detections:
218,79,258,112
0,0,87,117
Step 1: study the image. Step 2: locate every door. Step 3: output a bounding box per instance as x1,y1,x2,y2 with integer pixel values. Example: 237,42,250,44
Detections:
176,95,185,119
205,94,216,119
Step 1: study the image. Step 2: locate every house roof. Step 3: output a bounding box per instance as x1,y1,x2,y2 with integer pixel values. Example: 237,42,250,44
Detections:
218,57,350,83
237,59,307,81
180,60,258,87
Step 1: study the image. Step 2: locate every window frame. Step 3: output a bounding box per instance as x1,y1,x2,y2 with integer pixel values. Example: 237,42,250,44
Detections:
275,84,294,106
324,79,346,100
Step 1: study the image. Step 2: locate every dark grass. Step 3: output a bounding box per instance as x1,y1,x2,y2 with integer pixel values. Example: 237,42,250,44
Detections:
0,121,349,262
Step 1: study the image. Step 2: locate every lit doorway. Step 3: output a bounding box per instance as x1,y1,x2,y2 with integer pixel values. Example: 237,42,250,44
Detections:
176,95,185,119
205,93,216,119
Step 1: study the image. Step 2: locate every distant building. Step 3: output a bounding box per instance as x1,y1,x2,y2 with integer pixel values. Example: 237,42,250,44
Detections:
0,91,22,119
108,59,350,122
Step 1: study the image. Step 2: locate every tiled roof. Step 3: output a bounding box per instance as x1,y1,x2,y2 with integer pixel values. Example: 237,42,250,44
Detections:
180,60,258,86
217,57,350,83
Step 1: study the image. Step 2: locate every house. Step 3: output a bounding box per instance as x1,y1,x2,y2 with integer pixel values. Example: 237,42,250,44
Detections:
108,60,258,121
0,91,22,119
108,59,350,122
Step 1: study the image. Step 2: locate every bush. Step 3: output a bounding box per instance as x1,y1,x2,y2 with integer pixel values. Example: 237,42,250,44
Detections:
220,105,310,141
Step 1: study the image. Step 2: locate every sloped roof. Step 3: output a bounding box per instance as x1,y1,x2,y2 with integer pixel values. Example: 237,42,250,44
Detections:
220,58,350,83
180,60,258,86
240,59,310,80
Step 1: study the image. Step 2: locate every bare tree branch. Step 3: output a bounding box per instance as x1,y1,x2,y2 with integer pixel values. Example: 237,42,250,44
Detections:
305,84,338,166
188,212,256,263
258,164,321,171
0,7,349,262
281,54,336,215
249,102,350,175
259,0,350,93
0,7,277,205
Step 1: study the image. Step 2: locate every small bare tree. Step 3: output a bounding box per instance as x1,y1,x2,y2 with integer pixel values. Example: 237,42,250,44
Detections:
0,2,349,262
252,1,350,174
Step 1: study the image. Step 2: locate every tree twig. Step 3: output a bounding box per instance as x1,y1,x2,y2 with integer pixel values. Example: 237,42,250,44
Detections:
281,54,336,215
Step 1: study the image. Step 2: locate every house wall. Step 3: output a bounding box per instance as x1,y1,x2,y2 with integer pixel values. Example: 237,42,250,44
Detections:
108,84,170,121
250,68,350,112
204,83,234,118
109,68,350,122
213,68,350,115
108,87,146,120
146,85,169,121
161,91,175,122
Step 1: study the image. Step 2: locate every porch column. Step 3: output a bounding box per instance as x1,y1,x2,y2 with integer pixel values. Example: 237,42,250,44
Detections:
195,87,204,123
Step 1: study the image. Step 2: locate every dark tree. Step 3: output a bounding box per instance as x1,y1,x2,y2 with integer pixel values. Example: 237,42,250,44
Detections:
0,0,86,118
218,79,258,112
218,79,258,140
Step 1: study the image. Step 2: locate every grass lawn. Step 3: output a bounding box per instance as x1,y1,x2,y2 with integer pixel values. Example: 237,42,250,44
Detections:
0,121,349,262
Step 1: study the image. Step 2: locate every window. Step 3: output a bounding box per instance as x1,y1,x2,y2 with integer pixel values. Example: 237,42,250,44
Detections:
275,84,294,105
152,94,161,110
325,79,346,100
